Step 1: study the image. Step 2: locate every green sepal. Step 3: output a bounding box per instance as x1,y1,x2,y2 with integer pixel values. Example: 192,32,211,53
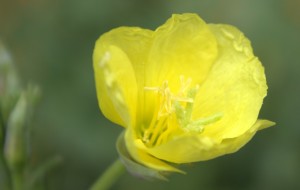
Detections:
116,131,169,181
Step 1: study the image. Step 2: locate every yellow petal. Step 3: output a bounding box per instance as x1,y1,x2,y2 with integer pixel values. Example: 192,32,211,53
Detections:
251,119,276,132
94,27,153,127
93,44,137,127
145,119,275,163
192,24,268,141
147,13,218,91
147,133,216,163
97,27,153,73
124,128,182,172
140,13,218,128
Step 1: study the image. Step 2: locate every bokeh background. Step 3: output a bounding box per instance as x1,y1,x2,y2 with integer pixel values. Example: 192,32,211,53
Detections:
1,0,299,189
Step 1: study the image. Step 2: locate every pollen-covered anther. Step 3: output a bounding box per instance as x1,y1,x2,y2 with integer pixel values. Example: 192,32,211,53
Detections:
141,78,198,147
144,77,196,118
144,81,174,117
141,76,223,147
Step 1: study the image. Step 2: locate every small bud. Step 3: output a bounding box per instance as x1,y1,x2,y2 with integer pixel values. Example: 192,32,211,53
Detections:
0,41,20,97
0,41,21,137
24,84,41,122
4,93,28,171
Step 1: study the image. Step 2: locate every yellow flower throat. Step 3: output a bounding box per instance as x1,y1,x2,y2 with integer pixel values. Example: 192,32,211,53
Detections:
98,50,222,149
141,76,222,148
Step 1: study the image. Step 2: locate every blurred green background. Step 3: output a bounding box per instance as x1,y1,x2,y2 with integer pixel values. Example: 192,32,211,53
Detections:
1,0,299,189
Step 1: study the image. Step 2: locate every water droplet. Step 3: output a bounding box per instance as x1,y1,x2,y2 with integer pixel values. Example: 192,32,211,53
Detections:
221,28,235,40
98,51,110,68
233,41,243,52
115,90,125,104
243,47,251,57
103,69,114,88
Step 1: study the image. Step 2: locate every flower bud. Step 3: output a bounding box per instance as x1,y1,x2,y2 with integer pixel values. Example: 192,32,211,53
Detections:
4,93,28,171
0,41,21,144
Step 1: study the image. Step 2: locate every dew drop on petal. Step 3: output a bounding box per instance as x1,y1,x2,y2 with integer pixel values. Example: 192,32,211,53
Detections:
115,90,125,104
233,41,243,52
221,28,235,40
103,69,114,88
98,51,111,68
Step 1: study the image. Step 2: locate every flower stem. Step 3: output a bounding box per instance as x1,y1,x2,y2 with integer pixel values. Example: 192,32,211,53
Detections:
90,159,125,190
11,171,23,190
0,153,12,190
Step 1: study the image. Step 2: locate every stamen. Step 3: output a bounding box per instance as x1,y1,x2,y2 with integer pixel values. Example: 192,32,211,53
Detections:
141,76,222,147
144,81,173,118
184,113,223,133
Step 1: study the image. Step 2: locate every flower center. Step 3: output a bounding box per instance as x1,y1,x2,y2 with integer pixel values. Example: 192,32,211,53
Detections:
140,76,222,148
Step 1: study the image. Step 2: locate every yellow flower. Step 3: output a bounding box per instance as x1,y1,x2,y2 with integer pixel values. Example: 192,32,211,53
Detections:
93,13,275,173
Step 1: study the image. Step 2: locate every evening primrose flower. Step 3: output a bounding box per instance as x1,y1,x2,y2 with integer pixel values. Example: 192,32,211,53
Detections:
93,13,274,174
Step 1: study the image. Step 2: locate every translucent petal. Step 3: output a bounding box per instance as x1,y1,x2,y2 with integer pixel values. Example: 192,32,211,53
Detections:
146,119,275,163
147,13,218,91
140,13,219,129
93,27,152,127
117,132,177,180
124,128,183,172
93,44,137,127
192,24,268,141
251,119,276,132
98,27,153,73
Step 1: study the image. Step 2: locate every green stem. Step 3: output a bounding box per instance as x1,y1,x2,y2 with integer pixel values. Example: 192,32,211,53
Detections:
0,153,12,190
11,171,23,190
90,159,125,190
